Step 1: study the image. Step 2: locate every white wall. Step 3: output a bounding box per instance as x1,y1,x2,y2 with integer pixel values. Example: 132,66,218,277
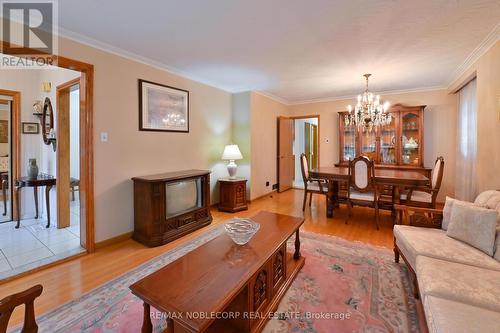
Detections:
69,89,80,180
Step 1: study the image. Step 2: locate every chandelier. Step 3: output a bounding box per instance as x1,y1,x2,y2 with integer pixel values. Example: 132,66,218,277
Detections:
345,74,391,132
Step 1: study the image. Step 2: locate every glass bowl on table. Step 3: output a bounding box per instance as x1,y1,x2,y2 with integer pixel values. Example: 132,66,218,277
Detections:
224,218,260,245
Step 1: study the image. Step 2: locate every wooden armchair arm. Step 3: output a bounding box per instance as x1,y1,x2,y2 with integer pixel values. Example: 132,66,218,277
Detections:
0,284,43,333
310,178,326,192
406,186,435,201
394,205,443,229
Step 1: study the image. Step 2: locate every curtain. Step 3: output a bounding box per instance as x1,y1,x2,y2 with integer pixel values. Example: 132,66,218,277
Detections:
455,78,477,201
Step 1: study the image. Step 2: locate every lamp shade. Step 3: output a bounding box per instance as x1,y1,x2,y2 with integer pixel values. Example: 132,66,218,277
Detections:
222,144,243,160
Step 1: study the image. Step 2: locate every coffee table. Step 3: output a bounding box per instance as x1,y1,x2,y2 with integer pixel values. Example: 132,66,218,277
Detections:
130,211,305,333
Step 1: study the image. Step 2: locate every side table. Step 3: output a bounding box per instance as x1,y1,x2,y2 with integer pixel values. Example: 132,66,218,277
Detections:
218,177,248,212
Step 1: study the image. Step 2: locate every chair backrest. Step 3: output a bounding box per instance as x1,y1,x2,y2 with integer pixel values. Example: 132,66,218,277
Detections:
300,153,309,183
348,156,375,192
0,284,42,333
431,156,444,191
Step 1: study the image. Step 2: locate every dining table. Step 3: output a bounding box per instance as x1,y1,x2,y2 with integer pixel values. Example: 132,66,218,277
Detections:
310,166,430,218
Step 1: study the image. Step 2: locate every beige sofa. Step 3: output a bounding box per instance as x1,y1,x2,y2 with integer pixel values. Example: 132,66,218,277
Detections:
393,190,500,333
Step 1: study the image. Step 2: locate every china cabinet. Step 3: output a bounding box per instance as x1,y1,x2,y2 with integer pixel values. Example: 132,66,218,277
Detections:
338,104,428,175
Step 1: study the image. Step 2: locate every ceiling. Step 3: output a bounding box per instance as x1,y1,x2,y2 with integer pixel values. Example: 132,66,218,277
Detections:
56,0,500,103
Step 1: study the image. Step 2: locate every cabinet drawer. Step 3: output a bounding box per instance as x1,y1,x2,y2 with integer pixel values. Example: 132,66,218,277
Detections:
250,263,270,314
271,244,286,295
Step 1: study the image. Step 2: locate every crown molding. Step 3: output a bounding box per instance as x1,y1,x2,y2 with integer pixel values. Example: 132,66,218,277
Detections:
56,27,234,93
448,22,500,88
253,91,291,105
286,85,447,106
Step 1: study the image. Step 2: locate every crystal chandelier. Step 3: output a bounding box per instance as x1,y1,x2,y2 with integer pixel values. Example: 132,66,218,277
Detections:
345,74,391,132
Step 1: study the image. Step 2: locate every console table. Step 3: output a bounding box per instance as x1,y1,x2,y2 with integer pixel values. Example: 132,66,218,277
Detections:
15,175,55,229
130,211,305,333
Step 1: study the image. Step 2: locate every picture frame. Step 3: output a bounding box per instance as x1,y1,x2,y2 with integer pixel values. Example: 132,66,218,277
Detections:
0,120,7,143
139,79,189,132
22,122,40,134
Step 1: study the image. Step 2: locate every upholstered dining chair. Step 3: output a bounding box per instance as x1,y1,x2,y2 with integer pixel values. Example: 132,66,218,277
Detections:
400,156,444,209
345,156,379,229
0,284,43,333
300,153,328,211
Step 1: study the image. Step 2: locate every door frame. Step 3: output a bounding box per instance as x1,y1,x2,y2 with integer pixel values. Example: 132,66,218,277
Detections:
56,77,80,231
290,114,321,168
0,89,20,222
1,40,95,254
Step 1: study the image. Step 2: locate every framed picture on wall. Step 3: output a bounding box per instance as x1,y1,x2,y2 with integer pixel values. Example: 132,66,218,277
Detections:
139,79,189,132
22,122,40,134
0,120,8,142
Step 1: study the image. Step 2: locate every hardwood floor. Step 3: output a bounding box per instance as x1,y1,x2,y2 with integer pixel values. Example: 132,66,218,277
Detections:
1,189,394,330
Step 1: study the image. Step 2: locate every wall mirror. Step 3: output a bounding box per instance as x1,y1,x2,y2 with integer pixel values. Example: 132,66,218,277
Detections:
42,97,56,151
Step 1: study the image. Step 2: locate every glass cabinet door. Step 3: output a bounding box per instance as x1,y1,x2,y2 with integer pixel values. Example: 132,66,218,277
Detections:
379,113,397,164
342,125,356,161
401,112,421,165
360,129,377,161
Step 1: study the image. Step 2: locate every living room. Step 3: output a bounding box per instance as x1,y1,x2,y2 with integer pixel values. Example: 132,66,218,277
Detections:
1,1,499,333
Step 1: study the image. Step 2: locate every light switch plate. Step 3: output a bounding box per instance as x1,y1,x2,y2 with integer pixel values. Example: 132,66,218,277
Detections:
100,132,108,142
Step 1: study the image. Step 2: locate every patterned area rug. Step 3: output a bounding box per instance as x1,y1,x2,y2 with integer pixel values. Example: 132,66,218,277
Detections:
16,226,421,333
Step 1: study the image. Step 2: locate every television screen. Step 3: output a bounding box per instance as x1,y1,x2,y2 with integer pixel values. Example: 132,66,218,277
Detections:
165,177,202,218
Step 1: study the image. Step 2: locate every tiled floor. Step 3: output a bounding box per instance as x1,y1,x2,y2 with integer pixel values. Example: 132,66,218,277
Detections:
0,199,84,279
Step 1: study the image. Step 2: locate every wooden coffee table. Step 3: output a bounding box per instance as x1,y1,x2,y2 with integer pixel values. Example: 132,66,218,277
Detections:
130,211,305,333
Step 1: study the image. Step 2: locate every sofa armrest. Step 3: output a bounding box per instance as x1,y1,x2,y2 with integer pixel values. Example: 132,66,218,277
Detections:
394,204,443,229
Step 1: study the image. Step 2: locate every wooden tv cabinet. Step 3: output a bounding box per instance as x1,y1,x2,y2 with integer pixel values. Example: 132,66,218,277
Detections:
132,170,212,247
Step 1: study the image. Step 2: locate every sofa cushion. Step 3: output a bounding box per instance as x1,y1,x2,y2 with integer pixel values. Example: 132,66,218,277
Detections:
474,190,500,213
393,225,500,271
442,196,477,230
416,256,500,313
447,202,498,256
424,295,500,333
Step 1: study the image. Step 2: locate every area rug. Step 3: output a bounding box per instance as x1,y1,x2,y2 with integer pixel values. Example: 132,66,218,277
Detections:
16,225,422,333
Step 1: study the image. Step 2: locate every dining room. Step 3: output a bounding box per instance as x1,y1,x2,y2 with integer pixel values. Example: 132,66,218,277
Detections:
282,77,458,229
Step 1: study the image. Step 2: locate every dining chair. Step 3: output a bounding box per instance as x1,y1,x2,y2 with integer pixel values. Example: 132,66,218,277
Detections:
300,153,328,211
0,284,43,333
400,156,444,209
345,156,379,229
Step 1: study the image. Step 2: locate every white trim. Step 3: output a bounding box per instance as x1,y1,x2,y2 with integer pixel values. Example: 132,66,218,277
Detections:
287,85,447,106
253,91,290,105
56,27,234,93
448,23,500,88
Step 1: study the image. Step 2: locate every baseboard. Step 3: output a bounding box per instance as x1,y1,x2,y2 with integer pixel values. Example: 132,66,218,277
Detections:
95,232,133,249
250,189,277,202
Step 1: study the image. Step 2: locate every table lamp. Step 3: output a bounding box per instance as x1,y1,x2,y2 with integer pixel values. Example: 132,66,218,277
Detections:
222,144,243,179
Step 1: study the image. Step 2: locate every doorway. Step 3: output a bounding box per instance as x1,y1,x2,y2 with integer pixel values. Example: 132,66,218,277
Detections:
0,95,13,223
0,52,94,280
277,115,320,192
293,116,320,188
